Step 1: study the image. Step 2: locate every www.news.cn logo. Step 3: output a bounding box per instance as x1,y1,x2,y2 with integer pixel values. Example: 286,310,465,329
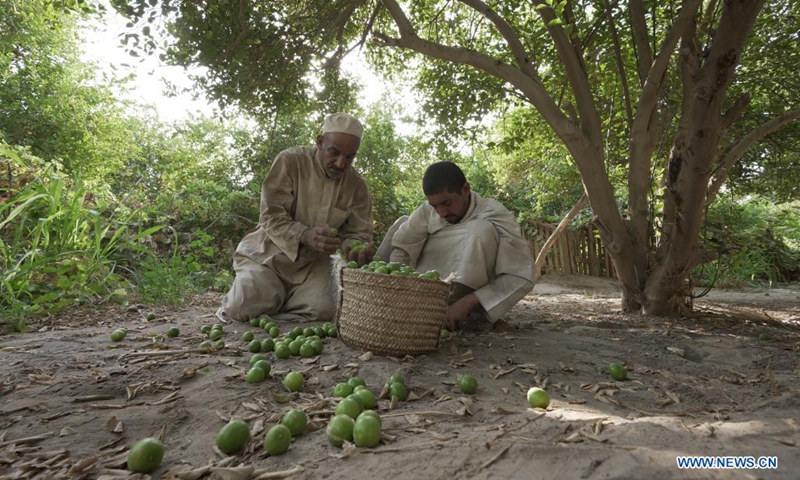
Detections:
676,456,778,469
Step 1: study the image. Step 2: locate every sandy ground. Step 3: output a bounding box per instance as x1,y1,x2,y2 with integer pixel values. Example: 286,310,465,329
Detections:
0,274,798,479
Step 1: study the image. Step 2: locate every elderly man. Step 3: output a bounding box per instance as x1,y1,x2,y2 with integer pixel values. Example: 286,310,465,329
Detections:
376,161,533,331
218,113,375,323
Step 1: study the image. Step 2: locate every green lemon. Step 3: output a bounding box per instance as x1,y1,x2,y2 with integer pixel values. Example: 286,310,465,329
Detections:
387,374,405,386
314,326,326,338
347,377,366,389
335,397,361,420
214,339,225,350
353,385,366,393
111,329,126,342
264,321,277,332
211,324,223,332
250,318,260,327
215,420,250,454
268,326,279,338
458,375,478,394
326,414,355,448
127,437,164,474
356,388,377,410
263,424,292,456
242,331,255,342
274,343,291,359
527,387,550,409
259,318,269,329
281,409,308,437
347,261,359,269
253,360,271,376
288,340,302,356
758,333,771,341
247,339,261,353
299,342,315,358
246,367,266,384
261,338,275,352
249,354,266,367
200,325,210,334
146,312,157,321
421,270,440,280
347,393,365,410
302,327,314,337
310,339,323,355
166,327,179,338
283,371,304,392
440,328,450,339
609,362,627,381
292,326,304,336
358,410,381,427
389,382,408,401
209,329,223,341
353,414,382,448
198,341,212,349
333,383,353,398
326,326,338,338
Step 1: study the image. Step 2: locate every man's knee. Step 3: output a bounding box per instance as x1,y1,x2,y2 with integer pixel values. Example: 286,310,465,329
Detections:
468,219,500,248
221,266,284,322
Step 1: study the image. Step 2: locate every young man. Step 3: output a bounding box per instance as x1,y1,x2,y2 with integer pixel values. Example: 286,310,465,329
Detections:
217,113,375,323
376,161,533,331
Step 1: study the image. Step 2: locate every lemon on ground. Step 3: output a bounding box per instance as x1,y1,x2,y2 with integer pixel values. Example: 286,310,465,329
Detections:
527,387,550,409
249,354,266,367
325,326,338,338
353,385,366,393
335,397,361,420
146,312,157,321
274,343,291,359
127,437,164,473
200,325,210,334
288,340,302,356
261,338,274,352
299,342,315,358
303,327,314,337
387,374,405,386
292,326,304,336
215,420,250,454
246,367,266,384
268,326,279,338
353,414,381,448
356,388,376,410
326,415,355,447
333,383,353,398
111,329,126,342
259,318,268,328
250,318,260,327
608,362,627,381
209,329,223,340
263,424,292,455
283,371,304,392
758,333,771,341
314,326,326,337
211,324,223,332
310,339,323,354
199,341,212,349
389,382,408,401
166,327,179,338
440,328,450,339
358,410,381,426
281,409,308,437
245,339,259,353
242,331,254,342
347,377,366,389
214,340,225,349
253,360,271,376
458,375,478,394
264,321,277,332
347,393,365,410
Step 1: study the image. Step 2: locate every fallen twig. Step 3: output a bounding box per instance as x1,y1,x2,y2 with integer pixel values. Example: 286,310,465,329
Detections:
0,431,55,447
72,395,116,403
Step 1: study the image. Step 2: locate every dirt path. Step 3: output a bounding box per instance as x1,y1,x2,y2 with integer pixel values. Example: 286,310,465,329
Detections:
1,275,798,479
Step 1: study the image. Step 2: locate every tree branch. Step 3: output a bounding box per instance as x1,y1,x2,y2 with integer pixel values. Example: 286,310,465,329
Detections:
706,109,800,206
629,0,653,85
457,0,539,80
602,0,633,130
377,0,577,142
534,1,602,143
534,192,588,282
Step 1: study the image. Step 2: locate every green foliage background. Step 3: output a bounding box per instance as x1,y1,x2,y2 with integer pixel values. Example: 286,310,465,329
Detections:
1,0,798,328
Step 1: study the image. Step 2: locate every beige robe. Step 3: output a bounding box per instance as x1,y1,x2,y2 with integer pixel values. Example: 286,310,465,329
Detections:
381,192,533,322
222,146,372,322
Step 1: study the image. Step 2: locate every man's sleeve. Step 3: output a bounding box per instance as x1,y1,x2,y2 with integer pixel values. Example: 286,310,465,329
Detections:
338,179,373,245
259,155,308,262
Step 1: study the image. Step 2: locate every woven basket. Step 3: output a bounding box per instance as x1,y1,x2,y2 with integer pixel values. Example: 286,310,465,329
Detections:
335,267,449,356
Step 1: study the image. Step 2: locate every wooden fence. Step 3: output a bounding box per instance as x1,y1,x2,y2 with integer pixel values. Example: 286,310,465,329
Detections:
522,223,617,279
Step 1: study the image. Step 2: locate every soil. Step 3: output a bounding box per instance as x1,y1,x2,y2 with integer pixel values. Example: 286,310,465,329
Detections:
1,274,798,479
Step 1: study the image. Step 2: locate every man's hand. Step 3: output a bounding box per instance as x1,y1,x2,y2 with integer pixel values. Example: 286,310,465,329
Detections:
343,239,375,266
301,225,341,254
446,293,481,331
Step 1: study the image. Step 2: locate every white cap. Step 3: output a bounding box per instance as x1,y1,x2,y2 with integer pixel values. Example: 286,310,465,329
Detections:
322,113,363,139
